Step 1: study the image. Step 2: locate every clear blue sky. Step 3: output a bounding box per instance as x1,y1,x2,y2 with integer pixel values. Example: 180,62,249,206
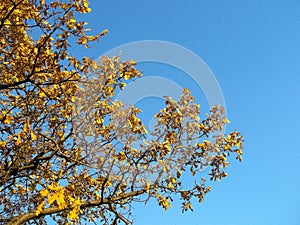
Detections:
76,1,300,224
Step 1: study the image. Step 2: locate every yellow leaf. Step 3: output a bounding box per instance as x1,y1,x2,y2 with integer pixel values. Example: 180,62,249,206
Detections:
223,118,230,124
68,198,82,221
123,74,130,80
35,201,45,215
31,131,37,141
73,198,82,207
48,189,67,209
100,29,108,36
159,197,170,210
82,0,89,7
3,115,13,124
0,142,6,148
188,203,193,211
24,120,30,132
39,92,46,98
40,189,49,197
68,208,78,221
15,132,22,145
163,165,167,172
143,127,148,134
118,151,126,162
68,196,75,202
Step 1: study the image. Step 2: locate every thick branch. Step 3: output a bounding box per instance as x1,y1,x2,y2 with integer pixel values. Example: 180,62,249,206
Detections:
7,188,147,225
0,77,31,90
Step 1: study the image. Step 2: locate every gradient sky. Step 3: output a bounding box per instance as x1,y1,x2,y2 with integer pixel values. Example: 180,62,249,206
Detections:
72,1,300,224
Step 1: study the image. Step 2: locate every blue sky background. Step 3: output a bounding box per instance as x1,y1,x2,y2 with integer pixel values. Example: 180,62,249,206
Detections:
75,1,299,224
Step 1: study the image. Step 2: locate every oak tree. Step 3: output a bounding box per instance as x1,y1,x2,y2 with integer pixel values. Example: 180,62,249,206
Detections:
0,1,244,224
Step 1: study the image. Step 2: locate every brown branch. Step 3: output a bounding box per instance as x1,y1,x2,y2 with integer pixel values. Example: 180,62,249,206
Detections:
7,188,148,225
0,77,31,90
108,202,130,225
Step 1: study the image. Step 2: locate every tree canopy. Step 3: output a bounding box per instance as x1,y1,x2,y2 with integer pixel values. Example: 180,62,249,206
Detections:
0,1,244,224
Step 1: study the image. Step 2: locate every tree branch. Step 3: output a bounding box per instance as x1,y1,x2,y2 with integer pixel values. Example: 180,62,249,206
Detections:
7,188,148,225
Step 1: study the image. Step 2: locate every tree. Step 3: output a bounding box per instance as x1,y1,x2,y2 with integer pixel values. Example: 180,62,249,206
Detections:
0,1,244,224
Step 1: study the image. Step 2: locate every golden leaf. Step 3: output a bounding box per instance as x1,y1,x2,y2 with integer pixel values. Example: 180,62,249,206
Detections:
31,131,37,141
48,189,67,209
24,120,30,133
0,142,6,148
15,133,22,145
39,92,46,98
100,29,108,36
40,189,49,197
223,118,230,124
35,201,45,216
3,115,13,124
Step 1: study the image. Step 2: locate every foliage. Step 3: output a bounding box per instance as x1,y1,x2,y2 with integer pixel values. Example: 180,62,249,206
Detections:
0,0,244,224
